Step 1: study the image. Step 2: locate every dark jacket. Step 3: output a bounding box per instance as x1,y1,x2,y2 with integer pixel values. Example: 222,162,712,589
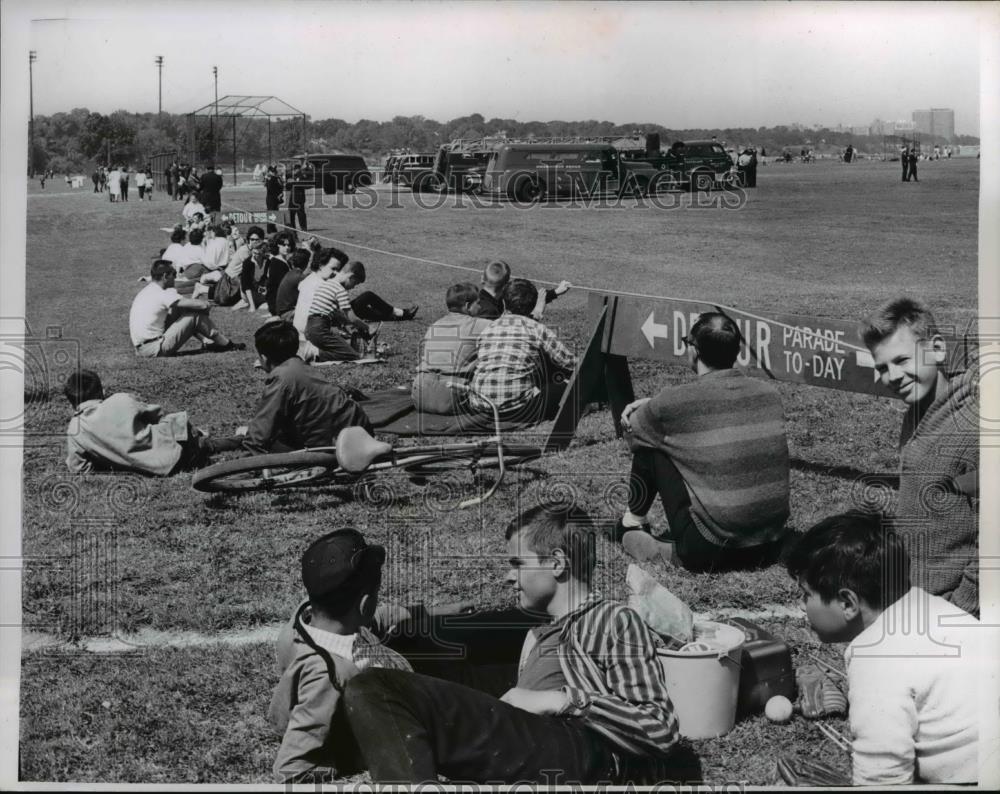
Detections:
243,357,372,454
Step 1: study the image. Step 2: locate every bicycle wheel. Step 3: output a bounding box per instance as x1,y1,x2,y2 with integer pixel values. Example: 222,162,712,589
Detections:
192,451,343,493
398,444,543,476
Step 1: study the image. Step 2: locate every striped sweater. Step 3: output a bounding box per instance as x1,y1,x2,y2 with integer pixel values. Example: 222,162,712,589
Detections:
895,364,979,616
629,368,790,547
551,593,679,772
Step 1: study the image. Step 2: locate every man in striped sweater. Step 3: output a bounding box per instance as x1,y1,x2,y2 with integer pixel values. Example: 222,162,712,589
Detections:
614,311,791,572
861,297,979,617
342,505,681,784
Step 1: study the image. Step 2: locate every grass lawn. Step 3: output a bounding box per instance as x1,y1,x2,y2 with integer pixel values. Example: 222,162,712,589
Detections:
18,157,978,782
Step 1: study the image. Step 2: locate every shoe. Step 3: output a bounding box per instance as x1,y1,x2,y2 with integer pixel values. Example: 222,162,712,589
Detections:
210,341,246,352
622,529,675,566
400,305,419,321
598,517,649,544
231,300,249,311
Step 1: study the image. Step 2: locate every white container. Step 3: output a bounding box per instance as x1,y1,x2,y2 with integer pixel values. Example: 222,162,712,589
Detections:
657,620,745,739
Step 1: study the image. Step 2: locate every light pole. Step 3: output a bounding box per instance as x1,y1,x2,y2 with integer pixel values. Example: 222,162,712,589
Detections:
213,66,219,163
155,56,163,115
29,50,37,177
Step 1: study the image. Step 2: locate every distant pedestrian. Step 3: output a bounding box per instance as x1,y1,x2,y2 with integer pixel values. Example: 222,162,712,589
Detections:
286,164,309,232
91,170,100,192
120,166,130,202
264,165,284,235
901,148,909,182
906,149,919,182
144,168,154,200
198,163,224,220
136,169,147,200
109,166,121,201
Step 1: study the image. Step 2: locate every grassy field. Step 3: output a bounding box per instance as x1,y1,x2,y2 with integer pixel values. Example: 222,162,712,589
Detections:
19,157,978,782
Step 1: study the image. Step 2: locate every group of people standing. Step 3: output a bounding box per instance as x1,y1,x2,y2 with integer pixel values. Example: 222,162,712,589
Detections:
91,164,154,202
901,147,920,182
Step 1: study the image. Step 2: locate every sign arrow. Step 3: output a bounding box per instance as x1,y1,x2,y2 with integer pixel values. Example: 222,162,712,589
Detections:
641,311,669,348
855,350,880,382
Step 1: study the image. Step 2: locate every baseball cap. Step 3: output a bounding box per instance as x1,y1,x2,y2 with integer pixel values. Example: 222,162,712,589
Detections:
301,529,386,600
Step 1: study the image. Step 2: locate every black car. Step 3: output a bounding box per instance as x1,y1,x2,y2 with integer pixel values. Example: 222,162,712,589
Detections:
286,154,373,194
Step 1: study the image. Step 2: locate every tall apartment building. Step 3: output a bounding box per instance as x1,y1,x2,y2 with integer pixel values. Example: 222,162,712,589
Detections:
913,108,955,140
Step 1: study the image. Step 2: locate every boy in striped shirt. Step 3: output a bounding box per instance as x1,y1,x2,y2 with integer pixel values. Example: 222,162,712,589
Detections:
342,505,681,784
304,260,374,362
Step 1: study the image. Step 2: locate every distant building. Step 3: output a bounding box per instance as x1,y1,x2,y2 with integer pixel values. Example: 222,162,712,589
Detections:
912,108,955,140
850,125,870,137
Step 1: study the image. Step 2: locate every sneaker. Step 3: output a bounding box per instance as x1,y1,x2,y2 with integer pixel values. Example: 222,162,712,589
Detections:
210,340,246,352
598,517,648,544
622,530,675,566
400,305,419,321
230,300,249,311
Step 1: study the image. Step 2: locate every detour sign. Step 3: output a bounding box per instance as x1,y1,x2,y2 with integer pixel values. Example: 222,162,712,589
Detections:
591,293,895,396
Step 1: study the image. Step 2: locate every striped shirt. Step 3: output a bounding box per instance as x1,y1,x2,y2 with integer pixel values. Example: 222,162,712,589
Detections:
469,313,577,414
309,279,351,318
629,368,790,547
545,593,679,766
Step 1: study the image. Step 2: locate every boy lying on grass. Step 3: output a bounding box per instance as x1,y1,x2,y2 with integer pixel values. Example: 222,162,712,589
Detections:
341,504,682,785
786,511,979,786
63,369,241,475
268,528,412,783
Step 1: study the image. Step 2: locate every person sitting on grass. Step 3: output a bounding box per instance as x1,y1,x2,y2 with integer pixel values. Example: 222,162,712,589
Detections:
273,249,314,321
785,511,979,786
63,369,240,475
263,232,295,317
860,297,979,617
472,259,571,321
239,321,371,455
268,528,412,783
341,504,681,785
230,225,270,313
468,278,577,421
610,311,790,572
303,260,377,363
181,192,206,223
129,260,244,357
411,281,492,415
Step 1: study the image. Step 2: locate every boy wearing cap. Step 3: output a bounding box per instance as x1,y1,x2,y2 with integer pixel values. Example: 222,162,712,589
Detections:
342,505,680,784
268,528,412,783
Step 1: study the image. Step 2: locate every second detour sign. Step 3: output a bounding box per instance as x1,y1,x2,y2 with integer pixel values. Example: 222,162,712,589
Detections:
591,293,897,397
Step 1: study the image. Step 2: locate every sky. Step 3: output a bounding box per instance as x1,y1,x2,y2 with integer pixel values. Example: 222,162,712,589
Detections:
13,0,991,134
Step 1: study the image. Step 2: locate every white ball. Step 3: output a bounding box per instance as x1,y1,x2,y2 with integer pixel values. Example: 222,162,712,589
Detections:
765,695,793,723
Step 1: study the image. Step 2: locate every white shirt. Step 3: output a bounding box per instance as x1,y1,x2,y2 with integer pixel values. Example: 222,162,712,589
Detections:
161,242,201,274
182,201,206,221
129,282,181,345
135,172,146,187
293,271,322,333
202,237,230,270
846,587,981,786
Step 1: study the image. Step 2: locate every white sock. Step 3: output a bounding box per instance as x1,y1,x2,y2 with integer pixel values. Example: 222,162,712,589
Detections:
622,511,648,529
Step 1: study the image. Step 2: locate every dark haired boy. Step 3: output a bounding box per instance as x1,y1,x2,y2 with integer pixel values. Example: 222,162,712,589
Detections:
411,281,493,414
342,505,679,784
240,321,371,454
468,278,577,420
268,529,412,782
860,297,979,617
786,511,979,786
129,260,243,357
612,311,790,572
62,369,238,474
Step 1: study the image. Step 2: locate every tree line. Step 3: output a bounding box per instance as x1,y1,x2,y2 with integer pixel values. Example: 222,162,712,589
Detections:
29,108,980,175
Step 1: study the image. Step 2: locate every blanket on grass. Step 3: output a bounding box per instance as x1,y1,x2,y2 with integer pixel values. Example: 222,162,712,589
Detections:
357,387,537,437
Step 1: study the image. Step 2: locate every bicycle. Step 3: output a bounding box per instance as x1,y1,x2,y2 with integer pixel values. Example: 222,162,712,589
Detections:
190,389,544,508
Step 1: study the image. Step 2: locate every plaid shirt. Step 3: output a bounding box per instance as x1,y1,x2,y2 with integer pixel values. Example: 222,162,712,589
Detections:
469,313,576,414
550,592,679,766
